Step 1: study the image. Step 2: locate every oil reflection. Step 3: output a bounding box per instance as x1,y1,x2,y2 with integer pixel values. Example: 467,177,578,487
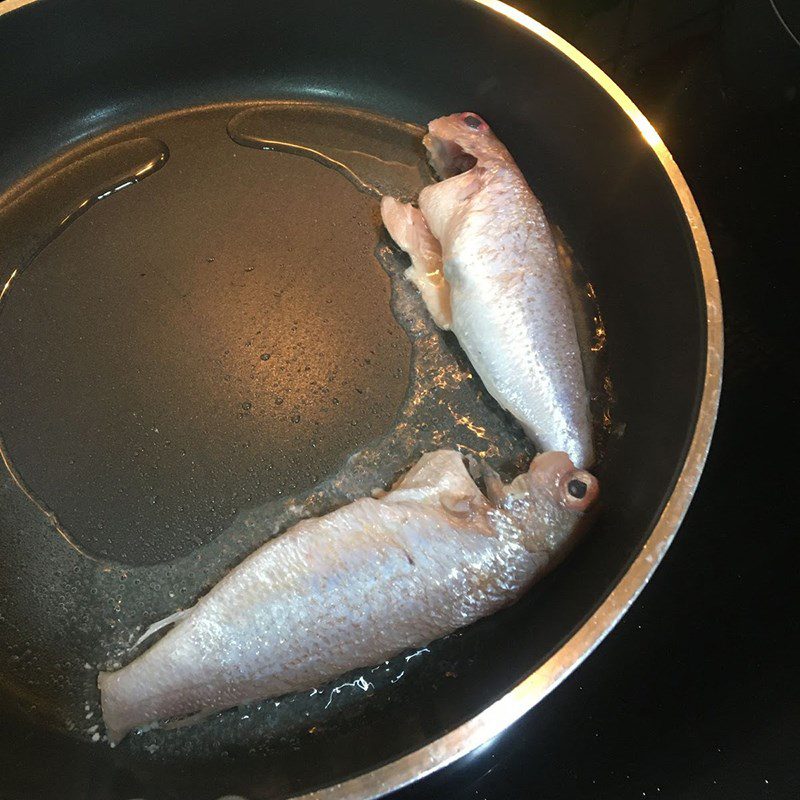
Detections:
0,137,169,307
227,101,431,200
0,137,170,555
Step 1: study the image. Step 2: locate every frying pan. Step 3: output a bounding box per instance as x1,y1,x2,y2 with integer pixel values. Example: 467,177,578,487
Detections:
0,0,722,798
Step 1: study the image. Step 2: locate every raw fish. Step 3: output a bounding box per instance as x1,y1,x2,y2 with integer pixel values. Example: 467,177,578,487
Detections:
99,449,597,743
382,113,594,467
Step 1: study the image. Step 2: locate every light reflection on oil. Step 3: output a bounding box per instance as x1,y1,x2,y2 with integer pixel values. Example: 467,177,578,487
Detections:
454,414,489,440
0,137,170,552
227,101,432,201
0,433,96,559
0,136,169,302
586,282,608,353
0,267,18,304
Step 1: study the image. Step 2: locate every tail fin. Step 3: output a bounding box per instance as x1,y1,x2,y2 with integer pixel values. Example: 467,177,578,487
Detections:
97,670,132,746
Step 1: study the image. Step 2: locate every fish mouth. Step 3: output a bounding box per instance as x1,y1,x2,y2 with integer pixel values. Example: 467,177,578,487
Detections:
422,131,478,179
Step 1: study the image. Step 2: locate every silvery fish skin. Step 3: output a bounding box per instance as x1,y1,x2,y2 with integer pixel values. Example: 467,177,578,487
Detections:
99,449,598,744
381,113,594,467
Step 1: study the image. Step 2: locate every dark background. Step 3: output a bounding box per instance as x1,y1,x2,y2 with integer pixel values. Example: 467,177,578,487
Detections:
397,1,798,798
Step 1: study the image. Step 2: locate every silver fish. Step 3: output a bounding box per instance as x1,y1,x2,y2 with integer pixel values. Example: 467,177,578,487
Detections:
381,112,594,467
99,449,597,743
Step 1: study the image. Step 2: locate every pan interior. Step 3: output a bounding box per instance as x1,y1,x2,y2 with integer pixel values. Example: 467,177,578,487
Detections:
0,2,709,797
0,104,421,566
1,100,611,765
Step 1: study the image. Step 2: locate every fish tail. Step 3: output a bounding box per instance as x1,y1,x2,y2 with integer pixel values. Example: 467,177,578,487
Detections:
97,670,132,746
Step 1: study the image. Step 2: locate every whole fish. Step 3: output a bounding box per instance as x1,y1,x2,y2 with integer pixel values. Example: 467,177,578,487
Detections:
99,449,597,743
381,112,594,467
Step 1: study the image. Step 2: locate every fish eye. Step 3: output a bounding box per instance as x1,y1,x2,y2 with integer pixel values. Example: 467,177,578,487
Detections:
462,114,484,130
567,479,587,499
561,470,598,511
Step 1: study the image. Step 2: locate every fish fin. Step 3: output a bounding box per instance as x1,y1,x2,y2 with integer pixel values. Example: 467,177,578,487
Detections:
388,450,484,507
479,463,507,505
161,707,217,731
439,491,483,518
133,608,191,649
100,715,128,747
381,196,452,329
97,671,133,746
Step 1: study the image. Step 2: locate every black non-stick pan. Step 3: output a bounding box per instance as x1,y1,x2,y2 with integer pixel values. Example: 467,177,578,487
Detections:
0,1,722,798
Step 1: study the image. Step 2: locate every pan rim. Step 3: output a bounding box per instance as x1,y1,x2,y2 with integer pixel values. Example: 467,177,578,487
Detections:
0,1,723,798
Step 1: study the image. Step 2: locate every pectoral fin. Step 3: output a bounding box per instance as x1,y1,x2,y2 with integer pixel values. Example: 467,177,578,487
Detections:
133,607,191,649
381,196,452,329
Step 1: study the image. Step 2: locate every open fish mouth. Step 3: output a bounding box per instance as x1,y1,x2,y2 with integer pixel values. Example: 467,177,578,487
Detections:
422,131,479,179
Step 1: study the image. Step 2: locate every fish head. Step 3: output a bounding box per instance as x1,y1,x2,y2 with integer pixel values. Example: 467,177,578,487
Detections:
487,452,599,563
423,112,506,178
